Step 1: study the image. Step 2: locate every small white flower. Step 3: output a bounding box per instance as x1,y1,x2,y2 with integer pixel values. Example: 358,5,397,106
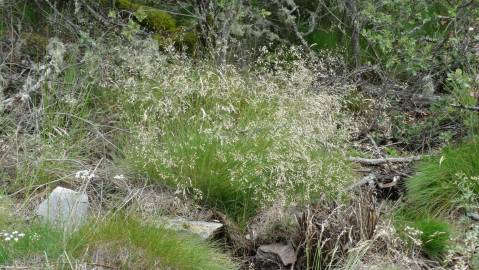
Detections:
18,233,25,237
468,27,474,31
5,237,10,241
75,170,95,180
12,231,18,234
113,174,125,180
14,238,18,242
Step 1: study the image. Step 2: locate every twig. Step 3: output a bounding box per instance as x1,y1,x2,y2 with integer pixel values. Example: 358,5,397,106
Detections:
79,0,111,26
451,104,479,112
346,173,376,191
348,156,420,165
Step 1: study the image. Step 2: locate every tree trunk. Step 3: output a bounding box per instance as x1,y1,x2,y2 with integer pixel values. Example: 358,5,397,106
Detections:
346,0,360,68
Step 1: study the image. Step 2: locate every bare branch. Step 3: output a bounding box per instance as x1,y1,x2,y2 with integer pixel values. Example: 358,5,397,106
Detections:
348,156,421,165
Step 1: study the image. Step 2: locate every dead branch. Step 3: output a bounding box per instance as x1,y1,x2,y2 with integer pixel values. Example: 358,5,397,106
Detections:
348,156,421,165
345,173,376,191
451,104,479,112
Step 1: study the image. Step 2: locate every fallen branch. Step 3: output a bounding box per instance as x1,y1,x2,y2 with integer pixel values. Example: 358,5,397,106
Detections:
348,156,420,165
450,104,479,112
346,173,376,191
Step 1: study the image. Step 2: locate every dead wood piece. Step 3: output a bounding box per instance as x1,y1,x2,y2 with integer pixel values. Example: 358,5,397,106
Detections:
348,156,420,165
346,173,376,191
411,94,441,106
451,104,479,112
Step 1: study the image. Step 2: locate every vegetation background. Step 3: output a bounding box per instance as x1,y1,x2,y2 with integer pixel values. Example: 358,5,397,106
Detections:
0,0,478,269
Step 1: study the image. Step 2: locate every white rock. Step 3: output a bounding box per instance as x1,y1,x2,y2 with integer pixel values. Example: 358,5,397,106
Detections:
162,218,223,239
36,187,89,231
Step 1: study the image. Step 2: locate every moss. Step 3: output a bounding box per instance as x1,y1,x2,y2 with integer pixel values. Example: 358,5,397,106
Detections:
21,32,49,59
115,0,176,32
153,28,198,54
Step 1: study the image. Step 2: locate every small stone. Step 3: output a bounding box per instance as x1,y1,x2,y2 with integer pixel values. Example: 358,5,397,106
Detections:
36,186,89,231
163,218,223,239
257,243,297,266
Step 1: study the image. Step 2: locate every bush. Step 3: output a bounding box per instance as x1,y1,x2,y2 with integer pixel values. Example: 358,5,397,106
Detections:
406,136,479,216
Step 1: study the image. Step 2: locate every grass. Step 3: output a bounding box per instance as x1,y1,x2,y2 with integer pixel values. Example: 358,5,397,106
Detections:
70,217,237,270
394,210,451,259
406,135,479,216
0,197,65,266
117,52,357,225
0,197,236,270
0,223,64,266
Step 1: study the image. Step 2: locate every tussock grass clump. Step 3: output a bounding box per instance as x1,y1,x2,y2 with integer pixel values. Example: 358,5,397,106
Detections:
71,217,237,270
406,135,479,216
394,210,451,259
103,40,357,224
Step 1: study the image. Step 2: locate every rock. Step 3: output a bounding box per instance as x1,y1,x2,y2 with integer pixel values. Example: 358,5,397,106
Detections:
256,243,297,267
36,186,89,231
163,218,223,239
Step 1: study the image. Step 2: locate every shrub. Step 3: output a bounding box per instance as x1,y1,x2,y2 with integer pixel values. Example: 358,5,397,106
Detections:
406,135,479,216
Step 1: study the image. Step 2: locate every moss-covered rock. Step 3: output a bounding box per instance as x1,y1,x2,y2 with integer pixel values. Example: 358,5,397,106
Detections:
101,0,197,54
115,0,176,32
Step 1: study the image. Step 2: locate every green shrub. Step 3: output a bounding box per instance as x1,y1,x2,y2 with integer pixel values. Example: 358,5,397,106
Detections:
406,136,479,216
71,217,237,270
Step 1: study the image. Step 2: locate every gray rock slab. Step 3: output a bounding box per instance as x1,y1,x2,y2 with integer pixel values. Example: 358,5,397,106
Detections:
162,218,223,239
257,243,297,266
36,186,89,231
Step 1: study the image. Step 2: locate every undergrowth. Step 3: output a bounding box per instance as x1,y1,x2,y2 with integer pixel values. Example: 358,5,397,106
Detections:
394,210,451,259
105,40,357,224
71,217,237,270
406,135,479,216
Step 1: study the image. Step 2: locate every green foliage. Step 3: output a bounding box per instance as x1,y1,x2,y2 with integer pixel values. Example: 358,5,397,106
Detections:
341,89,372,116
0,222,64,265
414,217,451,259
305,29,342,50
391,70,478,150
406,136,479,216
394,210,451,259
447,69,479,134
360,0,478,77
71,217,237,270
